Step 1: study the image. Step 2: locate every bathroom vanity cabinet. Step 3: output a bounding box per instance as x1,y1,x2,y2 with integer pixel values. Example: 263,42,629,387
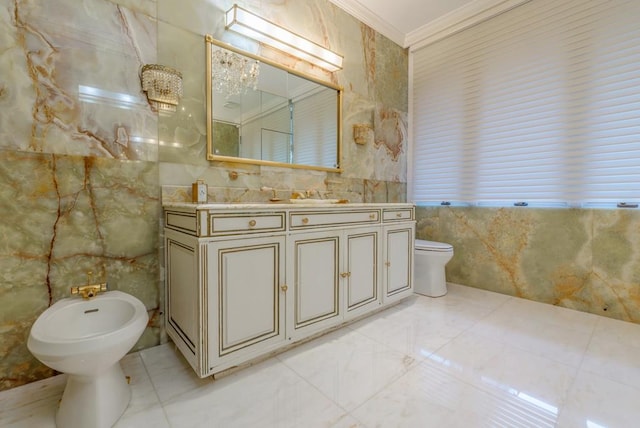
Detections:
163,203,415,378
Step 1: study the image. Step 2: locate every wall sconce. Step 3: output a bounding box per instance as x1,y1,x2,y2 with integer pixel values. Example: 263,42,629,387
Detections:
140,64,183,112
225,4,343,72
353,124,371,145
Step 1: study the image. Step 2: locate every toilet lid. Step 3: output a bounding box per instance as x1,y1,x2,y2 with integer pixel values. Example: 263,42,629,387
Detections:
415,239,453,252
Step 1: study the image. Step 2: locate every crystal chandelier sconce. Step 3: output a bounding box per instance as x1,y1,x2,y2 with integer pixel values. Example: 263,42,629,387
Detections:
141,64,183,112
211,46,260,98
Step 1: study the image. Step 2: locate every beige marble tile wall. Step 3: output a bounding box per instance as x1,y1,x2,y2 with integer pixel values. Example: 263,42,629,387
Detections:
0,0,408,391
156,0,408,203
417,206,640,324
0,0,162,391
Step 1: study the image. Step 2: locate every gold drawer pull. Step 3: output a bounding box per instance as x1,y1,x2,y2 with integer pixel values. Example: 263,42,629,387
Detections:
248,219,257,227
396,212,402,218
340,272,351,278
301,217,309,224
369,213,376,220
281,284,288,292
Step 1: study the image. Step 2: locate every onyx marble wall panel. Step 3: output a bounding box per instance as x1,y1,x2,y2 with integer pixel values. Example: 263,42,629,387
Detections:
416,206,640,324
0,0,408,390
156,0,409,198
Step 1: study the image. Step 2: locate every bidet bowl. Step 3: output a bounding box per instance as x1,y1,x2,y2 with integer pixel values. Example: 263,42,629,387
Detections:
28,290,148,375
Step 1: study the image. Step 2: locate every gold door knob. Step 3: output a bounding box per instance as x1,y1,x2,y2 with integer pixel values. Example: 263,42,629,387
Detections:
385,261,391,267
248,219,257,227
281,284,288,292
301,217,309,224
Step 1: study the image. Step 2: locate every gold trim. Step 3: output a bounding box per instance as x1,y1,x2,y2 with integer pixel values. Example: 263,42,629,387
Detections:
289,209,381,230
206,35,341,91
201,244,209,373
165,211,198,235
166,239,197,354
385,228,413,296
208,212,286,236
293,236,340,328
205,35,343,172
217,242,282,355
345,231,379,310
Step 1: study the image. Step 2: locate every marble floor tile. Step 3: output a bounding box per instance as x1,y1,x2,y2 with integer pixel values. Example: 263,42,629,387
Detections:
352,358,559,428
351,359,494,428
580,316,640,388
114,353,168,428
0,373,65,428
162,358,360,428
3,284,640,428
467,298,598,367
426,330,577,421
557,370,640,427
348,288,502,360
139,342,214,404
278,328,417,412
445,282,513,309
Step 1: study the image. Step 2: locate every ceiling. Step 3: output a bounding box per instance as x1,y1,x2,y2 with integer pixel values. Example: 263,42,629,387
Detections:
328,0,525,49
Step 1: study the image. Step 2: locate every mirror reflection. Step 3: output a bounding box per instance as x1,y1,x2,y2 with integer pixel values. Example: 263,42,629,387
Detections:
206,36,342,172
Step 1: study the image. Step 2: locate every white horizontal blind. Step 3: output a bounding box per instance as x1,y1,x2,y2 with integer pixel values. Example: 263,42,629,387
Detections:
293,89,337,167
412,0,640,207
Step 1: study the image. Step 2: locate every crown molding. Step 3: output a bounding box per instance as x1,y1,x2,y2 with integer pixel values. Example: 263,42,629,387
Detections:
329,0,531,49
327,0,406,47
406,0,531,50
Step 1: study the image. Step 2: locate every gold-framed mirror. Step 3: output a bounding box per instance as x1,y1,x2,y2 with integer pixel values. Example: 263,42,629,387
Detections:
205,35,343,172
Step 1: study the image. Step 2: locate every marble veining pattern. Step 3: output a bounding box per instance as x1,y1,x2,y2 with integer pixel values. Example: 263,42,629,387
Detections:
1,0,157,160
0,150,162,390
416,206,640,324
0,0,408,392
3,284,640,427
157,0,408,184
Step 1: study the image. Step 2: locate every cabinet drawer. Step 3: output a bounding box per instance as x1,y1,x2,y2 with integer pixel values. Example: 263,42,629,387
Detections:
165,211,198,235
383,208,413,222
290,209,379,229
208,213,285,236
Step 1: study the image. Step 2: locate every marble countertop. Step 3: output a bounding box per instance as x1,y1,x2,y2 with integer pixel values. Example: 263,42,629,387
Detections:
163,201,415,210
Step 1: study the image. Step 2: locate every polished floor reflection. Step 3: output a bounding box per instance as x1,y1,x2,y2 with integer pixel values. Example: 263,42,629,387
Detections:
3,283,640,427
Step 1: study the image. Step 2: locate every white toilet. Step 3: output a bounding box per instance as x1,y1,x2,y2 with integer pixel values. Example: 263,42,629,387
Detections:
414,239,454,297
28,290,148,428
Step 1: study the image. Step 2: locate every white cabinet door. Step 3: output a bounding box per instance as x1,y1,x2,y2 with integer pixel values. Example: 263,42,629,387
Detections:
165,230,202,374
287,227,382,339
383,224,415,304
164,204,415,379
207,235,286,373
343,227,381,321
287,230,341,340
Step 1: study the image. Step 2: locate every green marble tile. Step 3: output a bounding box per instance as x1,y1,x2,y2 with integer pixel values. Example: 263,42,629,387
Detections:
0,151,161,390
415,205,640,324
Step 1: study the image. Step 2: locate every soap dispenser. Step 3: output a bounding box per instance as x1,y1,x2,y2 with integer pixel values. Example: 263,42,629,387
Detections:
192,180,208,203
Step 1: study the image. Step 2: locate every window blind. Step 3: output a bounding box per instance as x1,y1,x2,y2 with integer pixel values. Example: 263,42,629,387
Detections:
411,0,640,207
293,89,337,167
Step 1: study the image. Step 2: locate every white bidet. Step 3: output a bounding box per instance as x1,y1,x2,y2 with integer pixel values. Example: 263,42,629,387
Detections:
28,290,148,428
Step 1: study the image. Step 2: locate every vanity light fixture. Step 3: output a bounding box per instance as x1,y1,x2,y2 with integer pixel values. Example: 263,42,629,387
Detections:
140,64,183,112
225,4,343,72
